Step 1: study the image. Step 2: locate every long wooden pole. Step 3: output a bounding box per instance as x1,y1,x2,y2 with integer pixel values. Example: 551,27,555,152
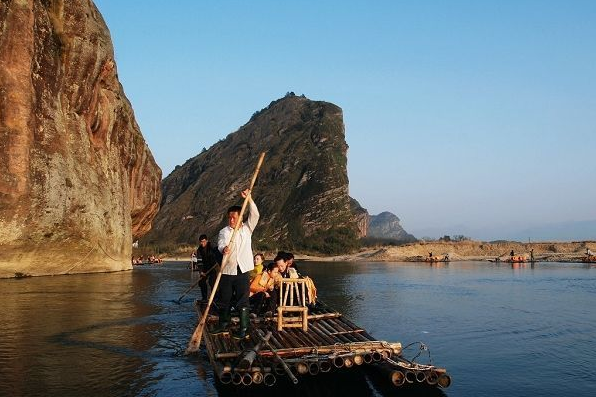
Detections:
176,264,218,303
185,152,266,354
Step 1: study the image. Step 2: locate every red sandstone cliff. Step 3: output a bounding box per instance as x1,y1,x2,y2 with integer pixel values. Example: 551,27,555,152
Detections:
0,0,161,277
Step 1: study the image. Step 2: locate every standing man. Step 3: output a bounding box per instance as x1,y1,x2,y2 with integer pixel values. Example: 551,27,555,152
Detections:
211,189,259,339
196,234,221,300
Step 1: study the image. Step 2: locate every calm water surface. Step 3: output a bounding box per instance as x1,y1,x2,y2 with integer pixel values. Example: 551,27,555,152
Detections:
1,261,595,397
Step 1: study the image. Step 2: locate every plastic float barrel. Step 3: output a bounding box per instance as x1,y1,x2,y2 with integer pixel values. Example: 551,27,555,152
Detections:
390,370,406,387
308,361,320,375
438,374,452,388
319,360,332,373
263,372,277,387
251,371,264,385
404,370,416,383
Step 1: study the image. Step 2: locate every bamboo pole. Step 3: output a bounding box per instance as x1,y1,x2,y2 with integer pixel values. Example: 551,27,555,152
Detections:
215,341,398,359
308,322,337,346
237,331,272,370
186,152,266,354
176,264,218,303
255,329,298,384
307,312,342,320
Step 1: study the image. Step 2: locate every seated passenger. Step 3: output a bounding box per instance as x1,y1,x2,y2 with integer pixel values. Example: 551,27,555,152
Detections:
284,252,301,277
249,253,264,281
249,262,279,315
274,253,290,279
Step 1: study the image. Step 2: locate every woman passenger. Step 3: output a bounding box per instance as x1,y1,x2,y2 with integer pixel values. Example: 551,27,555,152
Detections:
249,262,279,315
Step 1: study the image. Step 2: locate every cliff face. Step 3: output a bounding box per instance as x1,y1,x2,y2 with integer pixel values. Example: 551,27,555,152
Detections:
367,212,416,242
145,94,365,253
0,0,161,278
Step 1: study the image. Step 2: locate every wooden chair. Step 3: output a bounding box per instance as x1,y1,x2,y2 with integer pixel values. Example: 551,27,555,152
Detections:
277,278,309,332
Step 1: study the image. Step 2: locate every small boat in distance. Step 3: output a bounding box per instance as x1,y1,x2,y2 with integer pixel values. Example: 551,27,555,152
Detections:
505,256,527,263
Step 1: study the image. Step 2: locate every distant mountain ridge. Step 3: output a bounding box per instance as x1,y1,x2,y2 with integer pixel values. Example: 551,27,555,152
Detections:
144,94,368,254
367,212,417,242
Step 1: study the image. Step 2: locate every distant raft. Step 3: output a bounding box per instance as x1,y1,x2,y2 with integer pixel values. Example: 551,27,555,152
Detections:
505,256,527,263
191,278,451,389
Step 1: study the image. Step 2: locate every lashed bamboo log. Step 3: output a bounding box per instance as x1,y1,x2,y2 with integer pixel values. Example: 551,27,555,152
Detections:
255,329,298,384
329,318,368,342
353,354,364,365
426,370,439,385
308,322,336,346
415,370,426,382
251,371,263,385
307,312,342,320
232,372,243,385
438,374,452,388
295,361,308,375
268,332,285,350
237,331,271,370
405,370,416,383
263,372,276,386
214,341,400,359
319,360,332,373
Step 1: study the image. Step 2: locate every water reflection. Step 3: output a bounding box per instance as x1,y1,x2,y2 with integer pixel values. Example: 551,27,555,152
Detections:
2,261,596,396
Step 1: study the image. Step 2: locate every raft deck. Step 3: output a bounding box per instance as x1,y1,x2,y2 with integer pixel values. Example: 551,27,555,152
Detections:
195,300,451,388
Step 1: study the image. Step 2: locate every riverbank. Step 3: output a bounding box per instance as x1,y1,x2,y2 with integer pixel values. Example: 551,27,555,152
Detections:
163,240,596,264
297,240,596,263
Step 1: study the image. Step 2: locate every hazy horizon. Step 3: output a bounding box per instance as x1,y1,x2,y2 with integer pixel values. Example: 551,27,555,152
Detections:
94,0,596,241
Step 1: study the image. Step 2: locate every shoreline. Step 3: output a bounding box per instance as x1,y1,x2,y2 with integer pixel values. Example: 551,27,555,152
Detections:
297,240,596,263
162,240,596,264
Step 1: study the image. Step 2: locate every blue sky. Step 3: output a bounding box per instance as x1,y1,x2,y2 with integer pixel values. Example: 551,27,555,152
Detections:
94,0,596,240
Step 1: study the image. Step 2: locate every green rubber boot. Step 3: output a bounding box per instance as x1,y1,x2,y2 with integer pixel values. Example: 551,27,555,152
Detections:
210,310,230,335
232,307,251,340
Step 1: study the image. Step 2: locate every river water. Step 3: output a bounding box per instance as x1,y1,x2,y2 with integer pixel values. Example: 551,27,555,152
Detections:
1,261,595,397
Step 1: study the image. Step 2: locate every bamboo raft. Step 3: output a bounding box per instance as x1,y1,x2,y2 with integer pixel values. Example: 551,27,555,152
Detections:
194,292,451,389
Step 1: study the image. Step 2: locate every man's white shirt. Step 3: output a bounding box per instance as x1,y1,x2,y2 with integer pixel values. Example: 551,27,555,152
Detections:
217,199,259,275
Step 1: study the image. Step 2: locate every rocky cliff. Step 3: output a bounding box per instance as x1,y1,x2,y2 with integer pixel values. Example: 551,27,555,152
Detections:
0,0,161,278
367,212,416,242
144,94,366,254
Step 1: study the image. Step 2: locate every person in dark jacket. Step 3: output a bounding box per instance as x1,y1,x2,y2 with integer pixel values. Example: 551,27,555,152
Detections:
197,234,221,300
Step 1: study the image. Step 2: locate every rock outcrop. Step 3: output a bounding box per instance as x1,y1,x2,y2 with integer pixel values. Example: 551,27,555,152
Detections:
144,94,365,254
0,0,161,278
367,212,416,242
